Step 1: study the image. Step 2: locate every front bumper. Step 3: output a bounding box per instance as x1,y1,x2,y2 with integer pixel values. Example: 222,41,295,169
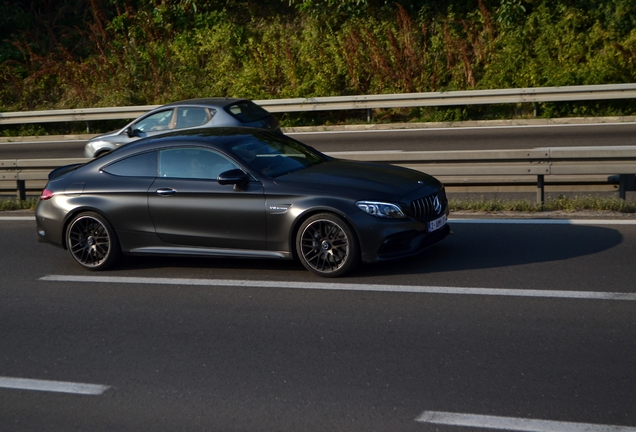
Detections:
375,224,450,260
348,210,450,263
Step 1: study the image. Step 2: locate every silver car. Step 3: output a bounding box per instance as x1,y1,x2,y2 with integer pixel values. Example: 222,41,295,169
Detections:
84,98,280,158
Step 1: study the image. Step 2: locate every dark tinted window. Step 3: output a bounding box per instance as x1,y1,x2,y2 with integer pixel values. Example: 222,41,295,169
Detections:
103,152,158,177
225,101,270,122
159,148,238,179
230,134,326,177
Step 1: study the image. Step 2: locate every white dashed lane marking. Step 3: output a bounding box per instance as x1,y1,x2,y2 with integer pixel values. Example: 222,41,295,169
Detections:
39,275,636,301
416,411,636,431
0,376,110,395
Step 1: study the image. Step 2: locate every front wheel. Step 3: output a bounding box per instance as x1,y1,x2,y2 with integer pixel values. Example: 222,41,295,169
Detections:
296,213,359,277
65,212,120,270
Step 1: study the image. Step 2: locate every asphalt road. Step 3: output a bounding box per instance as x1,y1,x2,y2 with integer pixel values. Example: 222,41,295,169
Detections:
1,216,635,431
2,122,636,159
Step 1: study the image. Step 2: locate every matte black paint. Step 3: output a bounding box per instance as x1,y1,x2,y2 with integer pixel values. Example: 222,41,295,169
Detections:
37,128,449,273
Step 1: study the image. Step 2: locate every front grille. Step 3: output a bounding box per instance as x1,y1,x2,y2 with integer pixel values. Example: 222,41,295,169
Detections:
410,188,446,221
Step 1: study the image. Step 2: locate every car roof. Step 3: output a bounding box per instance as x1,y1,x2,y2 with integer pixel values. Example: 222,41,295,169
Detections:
105,127,271,156
158,98,249,109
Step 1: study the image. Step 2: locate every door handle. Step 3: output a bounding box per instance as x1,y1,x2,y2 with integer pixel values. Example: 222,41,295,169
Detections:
156,188,177,196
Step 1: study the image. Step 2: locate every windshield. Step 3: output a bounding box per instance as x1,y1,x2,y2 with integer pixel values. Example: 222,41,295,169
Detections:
229,133,327,178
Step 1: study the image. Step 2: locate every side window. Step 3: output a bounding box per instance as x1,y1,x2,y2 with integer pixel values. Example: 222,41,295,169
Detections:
176,107,211,129
159,148,238,180
134,109,174,132
102,152,158,177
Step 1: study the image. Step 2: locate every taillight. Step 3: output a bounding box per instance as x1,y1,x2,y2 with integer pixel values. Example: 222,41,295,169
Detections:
39,189,54,200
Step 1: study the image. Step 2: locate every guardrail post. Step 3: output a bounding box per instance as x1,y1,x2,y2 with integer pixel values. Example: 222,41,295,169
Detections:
16,180,26,201
536,175,545,205
618,174,636,200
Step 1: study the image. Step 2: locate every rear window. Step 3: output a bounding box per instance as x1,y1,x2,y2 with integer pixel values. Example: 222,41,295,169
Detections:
225,101,270,123
103,151,158,177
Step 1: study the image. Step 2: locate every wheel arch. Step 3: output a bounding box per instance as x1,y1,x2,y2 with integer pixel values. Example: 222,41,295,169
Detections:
61,207,117,250
94,149,111,158
288,206,359,262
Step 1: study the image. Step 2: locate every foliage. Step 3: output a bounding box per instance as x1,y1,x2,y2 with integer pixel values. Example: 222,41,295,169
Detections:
449,195,636,213
0,198,38,211
481,2,636,89
0,0,635,124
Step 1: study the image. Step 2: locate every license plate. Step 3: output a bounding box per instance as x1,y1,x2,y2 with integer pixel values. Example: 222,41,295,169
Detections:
428,214,447,232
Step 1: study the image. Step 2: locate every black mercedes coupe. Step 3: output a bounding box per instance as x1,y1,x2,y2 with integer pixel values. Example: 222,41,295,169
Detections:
36,128,450,277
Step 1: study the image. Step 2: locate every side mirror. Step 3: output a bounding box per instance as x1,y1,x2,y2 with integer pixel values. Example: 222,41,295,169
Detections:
217,169,249,188
125,126,140,138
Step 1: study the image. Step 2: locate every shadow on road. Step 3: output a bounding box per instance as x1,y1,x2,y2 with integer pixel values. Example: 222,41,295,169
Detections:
102,223,625,280
357,223,623,277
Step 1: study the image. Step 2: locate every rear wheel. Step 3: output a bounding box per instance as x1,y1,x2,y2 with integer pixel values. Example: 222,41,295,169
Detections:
66,212,120,270
296,213,359,277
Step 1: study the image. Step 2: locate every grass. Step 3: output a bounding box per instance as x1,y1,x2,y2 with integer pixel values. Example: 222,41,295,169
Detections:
0,198,39,211
449,196,636,214
2,196,636,214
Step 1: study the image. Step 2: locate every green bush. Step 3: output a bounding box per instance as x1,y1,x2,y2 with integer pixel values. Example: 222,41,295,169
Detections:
0,0,635,127
0,199,38,211
449,195,636,213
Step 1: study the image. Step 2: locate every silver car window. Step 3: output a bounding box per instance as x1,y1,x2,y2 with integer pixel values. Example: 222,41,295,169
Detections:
175,107,210,129
134,109,174,132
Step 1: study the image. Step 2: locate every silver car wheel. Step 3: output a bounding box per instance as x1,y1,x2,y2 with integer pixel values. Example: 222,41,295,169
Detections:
297,213,359,277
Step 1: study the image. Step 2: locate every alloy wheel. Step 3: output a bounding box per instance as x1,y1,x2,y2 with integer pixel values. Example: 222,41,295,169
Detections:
66,213,118,270
297,214,358,277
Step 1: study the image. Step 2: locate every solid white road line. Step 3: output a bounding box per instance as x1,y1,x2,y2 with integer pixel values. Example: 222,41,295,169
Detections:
416,411,636,432
0,376,110,395
0,216,35,221
39,275,636,301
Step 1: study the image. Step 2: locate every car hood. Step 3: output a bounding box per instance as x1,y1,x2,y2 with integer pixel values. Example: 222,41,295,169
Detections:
273,159,441,200
88,128,128,142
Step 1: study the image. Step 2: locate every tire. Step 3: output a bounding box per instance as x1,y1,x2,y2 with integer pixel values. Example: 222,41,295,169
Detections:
65,212,120,270
296,213,359,277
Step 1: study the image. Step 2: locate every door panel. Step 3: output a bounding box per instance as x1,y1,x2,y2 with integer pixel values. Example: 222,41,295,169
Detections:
148,178,266,249
148,147,266,249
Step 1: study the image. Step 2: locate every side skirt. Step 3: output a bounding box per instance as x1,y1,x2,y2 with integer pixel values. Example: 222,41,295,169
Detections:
128,246,292,260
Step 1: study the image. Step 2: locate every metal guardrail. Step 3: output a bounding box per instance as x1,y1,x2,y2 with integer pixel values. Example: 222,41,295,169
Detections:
3,147,636,203
1,84,636,124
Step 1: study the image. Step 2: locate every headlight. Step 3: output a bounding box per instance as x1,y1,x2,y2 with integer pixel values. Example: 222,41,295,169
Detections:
356,201,406,218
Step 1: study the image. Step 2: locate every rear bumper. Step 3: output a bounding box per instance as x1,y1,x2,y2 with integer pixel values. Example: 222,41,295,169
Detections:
35,200,66,249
